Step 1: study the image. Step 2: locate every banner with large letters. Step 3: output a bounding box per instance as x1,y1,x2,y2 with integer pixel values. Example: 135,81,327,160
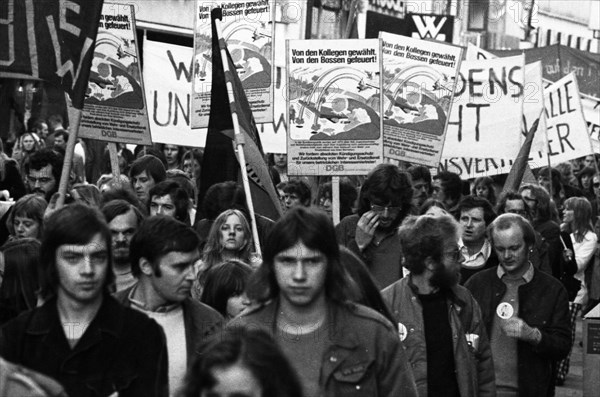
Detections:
441,55,525,159
0,0,104,109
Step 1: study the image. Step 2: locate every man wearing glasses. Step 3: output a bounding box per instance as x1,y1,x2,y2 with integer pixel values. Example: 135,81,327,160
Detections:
336,164,413,289
24,149,62,201
382,214,495,397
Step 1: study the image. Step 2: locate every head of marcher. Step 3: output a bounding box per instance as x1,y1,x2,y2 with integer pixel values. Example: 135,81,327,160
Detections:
488,213,536,278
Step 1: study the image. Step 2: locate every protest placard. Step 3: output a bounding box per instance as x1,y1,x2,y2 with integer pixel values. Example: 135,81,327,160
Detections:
582,96,600,153
191,0,273,129
77,3,152,145
532,73,593,165
441,55,525,159
143,38,281,151
287,39,383,175
380,32,462,167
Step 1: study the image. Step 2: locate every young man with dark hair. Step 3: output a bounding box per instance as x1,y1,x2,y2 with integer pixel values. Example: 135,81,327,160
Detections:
24,149,63,201
129,155,167,203
336,163,414,288
102,199,145,291
407,165,432,208
382,214,495,397
0,204,168,396
432,171,464,216
282,178,311,211
465,214,570,396
114,215,223,396
148,180,190,223
456,196,497,284
232,206,418,397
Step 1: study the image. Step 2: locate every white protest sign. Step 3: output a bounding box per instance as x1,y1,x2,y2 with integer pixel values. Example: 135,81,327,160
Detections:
582,96,600,153
191,0,274,129
442,55,525,158
143,38,281,151
533,73,593,165
380,32,463,167
287,39,383,176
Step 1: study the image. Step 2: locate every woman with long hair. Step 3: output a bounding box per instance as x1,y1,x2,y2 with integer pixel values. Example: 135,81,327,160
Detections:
0,139,26,201
556,196,598,384
192,209,255,299
0,238,42,325
471,176,496,206
200,259,253,320
12,132,42,176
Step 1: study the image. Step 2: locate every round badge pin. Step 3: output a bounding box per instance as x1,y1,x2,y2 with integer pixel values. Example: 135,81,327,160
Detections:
398,323,408,341
496,302,514,319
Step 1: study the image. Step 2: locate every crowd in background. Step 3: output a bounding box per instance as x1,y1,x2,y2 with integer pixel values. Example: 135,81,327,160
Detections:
0,112,598,396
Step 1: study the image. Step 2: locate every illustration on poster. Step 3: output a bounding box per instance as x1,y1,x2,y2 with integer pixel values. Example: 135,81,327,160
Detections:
289,65,380,141
382,63,454,136
194,19,271,89
86,25,143,109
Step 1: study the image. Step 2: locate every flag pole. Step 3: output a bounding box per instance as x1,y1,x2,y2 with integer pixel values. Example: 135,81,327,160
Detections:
56,107,81,208
214,12,261,257
108,142,121,178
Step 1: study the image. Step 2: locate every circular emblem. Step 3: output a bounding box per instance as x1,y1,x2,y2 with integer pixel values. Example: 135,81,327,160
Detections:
398,323,408,341
496,302,514,319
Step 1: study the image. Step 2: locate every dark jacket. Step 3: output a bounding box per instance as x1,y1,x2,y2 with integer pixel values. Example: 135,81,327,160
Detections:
465,267,571,397
336,214,403,289
381,277,496,397
0,295,169,397
114,285,224,363
230,299,419,397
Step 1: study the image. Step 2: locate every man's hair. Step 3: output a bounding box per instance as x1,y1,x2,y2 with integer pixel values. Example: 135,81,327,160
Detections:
519,183,552,223
282,179,311,206
101,199,145,225
407,165,432,186
537,166,563,192
53,129,69,142
399,215,460,275
101,186,148,216
24,149,63,181
129,155,167,183
495,191,530,218
457,196,496,226
179,328,303,397
433,171,463,202
148,180,190,223
200,181,248,221
487,213,536,249
356,164,413,219
247,206,352,304
39,204,113,298
6,194,47,236
129,215,199,277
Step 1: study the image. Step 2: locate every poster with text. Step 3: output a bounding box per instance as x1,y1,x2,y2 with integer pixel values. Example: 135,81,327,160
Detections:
287,39,383,175
441,55,525,159
78,3,152,145
191,0,274,128
380,32,462,167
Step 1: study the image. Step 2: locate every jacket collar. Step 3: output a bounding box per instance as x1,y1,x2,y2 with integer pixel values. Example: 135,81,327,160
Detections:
406,275,467,308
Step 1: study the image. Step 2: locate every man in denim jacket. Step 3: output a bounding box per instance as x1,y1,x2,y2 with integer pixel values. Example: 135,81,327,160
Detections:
382,214,495,397
231,207,418,397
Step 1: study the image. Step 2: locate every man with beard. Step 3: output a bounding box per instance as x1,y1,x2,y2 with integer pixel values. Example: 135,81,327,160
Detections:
24,149,62,201
231,206,418,397
382,214,495,397
102,200,145,291
114,216,223,396
465,214,570,396
336,164,414,289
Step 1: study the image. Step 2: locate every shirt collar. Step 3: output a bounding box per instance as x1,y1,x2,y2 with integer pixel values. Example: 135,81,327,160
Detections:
459,238,491,260
496,261,535,283
127,284,181,313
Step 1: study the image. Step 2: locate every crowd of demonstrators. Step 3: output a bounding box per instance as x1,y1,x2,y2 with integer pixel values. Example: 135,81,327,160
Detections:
0,136,599,396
